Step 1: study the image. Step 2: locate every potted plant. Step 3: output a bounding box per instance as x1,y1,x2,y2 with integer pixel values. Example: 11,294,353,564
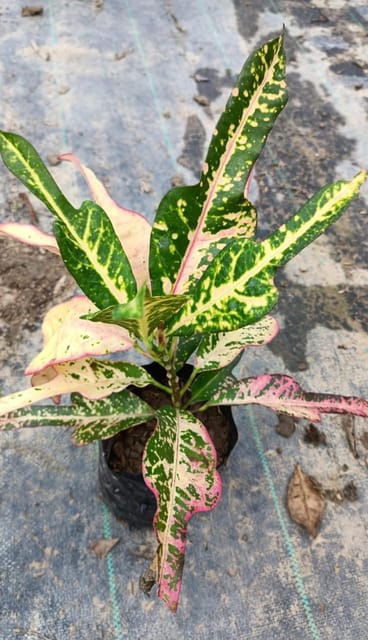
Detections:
0,33,367,612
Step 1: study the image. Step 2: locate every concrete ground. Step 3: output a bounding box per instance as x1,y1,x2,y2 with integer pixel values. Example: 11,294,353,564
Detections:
0,1,367,638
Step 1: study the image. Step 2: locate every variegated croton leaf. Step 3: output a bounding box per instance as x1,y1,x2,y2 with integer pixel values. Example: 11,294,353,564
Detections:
26,296,133,375
0,132,136,308
167,171,366,335
149,34,287,297
0,222,59,253
193,373,368,421
142,406,221,611
87,284,188,343
0,390,154,444
59,153,152,287
0,359,154,416
194,315,278,371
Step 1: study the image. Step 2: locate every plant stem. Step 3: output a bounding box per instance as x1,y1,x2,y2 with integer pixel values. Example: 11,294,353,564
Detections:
167,361,182,407
179,368,197,398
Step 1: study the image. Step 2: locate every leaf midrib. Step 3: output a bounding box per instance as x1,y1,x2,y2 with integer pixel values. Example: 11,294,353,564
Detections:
158,407,184,588
173,178,357,327
173,39,282,294
8,137,127,304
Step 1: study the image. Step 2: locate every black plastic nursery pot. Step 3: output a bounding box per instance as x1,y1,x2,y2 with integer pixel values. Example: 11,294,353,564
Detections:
99,362,238,528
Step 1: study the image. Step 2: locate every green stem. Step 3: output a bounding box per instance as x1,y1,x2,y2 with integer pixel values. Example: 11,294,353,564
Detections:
167,362,182,407
179,368,198,398
148,378,172,395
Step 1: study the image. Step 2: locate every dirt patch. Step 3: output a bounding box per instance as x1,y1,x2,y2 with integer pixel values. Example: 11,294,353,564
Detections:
178,115,206,179
269,279,367,371
0,238,74,352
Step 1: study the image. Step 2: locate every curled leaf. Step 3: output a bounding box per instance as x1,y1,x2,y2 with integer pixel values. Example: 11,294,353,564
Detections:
90,538,120,559
60,153,151,287
0,222,60,253
26,296,133,375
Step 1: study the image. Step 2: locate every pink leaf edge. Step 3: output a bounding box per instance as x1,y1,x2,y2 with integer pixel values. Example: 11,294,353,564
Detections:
0,222,60,253
25,296,133,375
229,374,368,421
142,410,222,611
59,153,151,287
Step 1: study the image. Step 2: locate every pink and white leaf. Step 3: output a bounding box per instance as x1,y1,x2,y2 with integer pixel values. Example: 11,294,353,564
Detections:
26,296,134,375
0,222,60,253
60,153,151,287
206,374,368,421
194,315,278,371
0,359,152,416
143,406,221,611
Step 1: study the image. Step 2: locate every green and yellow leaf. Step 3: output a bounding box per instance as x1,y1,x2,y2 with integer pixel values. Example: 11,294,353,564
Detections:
194,315,278,371
0,390,154,441
0,131,74,219
88,285,188,342
60,153,152,287
150,34,287,297
54,200,136,308
143,406,221,611
0,132,136,308
72,392,155,444
174,336,202,371
168,172,367,335
189,369,239,406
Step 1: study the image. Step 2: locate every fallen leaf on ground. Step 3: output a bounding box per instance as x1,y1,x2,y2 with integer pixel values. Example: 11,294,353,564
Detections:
139,552,159,595
22,6,43,16
89,537,120,559
194,94,210,107
287,464,325,537
114,48,133,61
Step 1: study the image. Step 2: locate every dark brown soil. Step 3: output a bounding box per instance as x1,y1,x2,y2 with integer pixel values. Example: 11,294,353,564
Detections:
0,238,74,352
304,423,327,447
108,383,237,474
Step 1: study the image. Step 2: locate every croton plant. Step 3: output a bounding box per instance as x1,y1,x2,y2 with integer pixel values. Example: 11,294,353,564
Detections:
0,34,367,611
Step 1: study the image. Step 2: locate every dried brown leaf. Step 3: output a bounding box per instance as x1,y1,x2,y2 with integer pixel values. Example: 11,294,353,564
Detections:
193,94,210,107
93,0,104,10
22,6,43,17
287,464,325,537
139,553,159,595
114,48,133,61
89,537,120,559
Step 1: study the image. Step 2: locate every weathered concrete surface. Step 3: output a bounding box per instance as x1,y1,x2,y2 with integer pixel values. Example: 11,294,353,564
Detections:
0,1,367,639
